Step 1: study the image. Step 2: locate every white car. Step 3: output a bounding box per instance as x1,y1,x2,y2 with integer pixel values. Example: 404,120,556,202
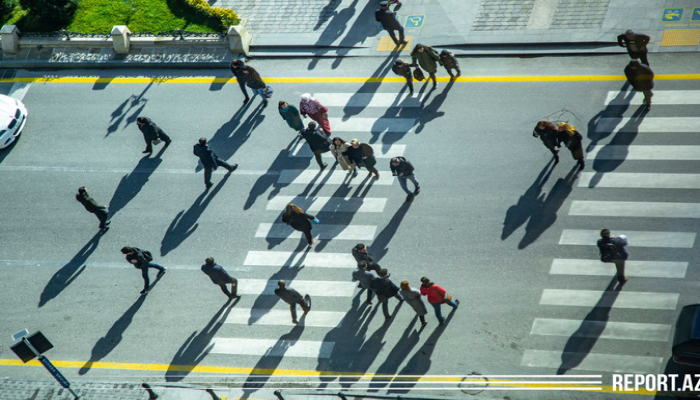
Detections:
0,94,28,149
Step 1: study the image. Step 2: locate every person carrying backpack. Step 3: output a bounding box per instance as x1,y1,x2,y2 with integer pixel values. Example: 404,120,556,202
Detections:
597,229,628,286
121,246,167,295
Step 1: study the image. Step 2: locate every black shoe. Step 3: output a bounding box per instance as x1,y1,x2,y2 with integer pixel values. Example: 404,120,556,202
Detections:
406,193,414,202
230,294,241,300
358,283,363,288
414,188,420,195
320,163,328,171
578,161,585,171
205,182,213,189
140,289,149,295
398,40,408,45
292,319,298,324
142,150,152,154
157,268,167,278
243,97,250,104
554,155,560,164
163,140,171,148
262,100,268,107
454,299,460,308
421,321,427,328
229,164,238,172
104,220,111,227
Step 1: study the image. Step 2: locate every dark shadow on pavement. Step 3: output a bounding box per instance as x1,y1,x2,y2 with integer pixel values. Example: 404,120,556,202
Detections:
413,80,454,136
344,54,399,122
501,159,556,241
586,81,633,150
244,137,302,211
107,155,163,217
106,83,152,136
371,200,412,261
314,0,342,30
368,317,421,392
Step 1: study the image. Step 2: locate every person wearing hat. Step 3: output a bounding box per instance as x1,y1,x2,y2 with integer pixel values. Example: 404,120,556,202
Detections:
343,139,379,178
274,280,311,324
617,29,650,66
375,1,407,46
624,60,654,111
300,93,331,135
391,59,414,95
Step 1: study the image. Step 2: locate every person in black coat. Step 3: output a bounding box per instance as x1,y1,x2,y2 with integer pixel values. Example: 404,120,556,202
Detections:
136,117,171,154
624,60,654,111
375,1,406,46
352,262,376,304
300,121,332,170
390,157,420,202
121,246,167,295
369,268,404,321
282,203,319,247
344,139,379,178
597,229,629,286
617,29,650,66
76,186,110,229
230,60,268,107
201,257,240,300
392,60,414,95
193,137,237,189
274,280,310,324
533,121,562,164
352,243,381,273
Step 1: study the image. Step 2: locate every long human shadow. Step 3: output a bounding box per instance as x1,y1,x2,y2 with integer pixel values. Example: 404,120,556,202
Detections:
244,137,303,211
313,0,342,30
160,174,231,256
108,154,164,217
588,105,647,188
164,300,238,382
38,230,107,307
501,159,556,241
412,79,455,136
557,278,619,375
337,314,396,390
342,54,399,121
586,81,633,151
369,82,419,145
308,0,359,70
371,200,412,262
106,82,152,136
78,295,148,375
310,181,363,252
518,165,580,249
367,318,421,392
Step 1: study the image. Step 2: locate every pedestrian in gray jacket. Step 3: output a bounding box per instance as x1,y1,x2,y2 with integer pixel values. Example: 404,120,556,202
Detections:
352,262,375,304
201,257,240,300
375,1,406,46
274,280,311,324
400,281,428,328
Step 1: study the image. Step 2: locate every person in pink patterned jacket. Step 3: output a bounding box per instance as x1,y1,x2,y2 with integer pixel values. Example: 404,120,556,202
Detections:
299,93,331,135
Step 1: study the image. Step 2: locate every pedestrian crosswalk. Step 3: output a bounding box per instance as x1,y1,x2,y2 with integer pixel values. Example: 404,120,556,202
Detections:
289,142,406,158
521,89,699,374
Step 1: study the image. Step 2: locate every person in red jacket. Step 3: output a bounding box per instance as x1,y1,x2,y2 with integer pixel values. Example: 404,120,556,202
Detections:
420,277,459,325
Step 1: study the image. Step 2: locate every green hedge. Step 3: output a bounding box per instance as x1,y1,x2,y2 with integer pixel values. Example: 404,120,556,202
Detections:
181,0,239,28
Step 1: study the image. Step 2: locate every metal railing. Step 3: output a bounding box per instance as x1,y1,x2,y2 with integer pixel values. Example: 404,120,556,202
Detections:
19,29,226,40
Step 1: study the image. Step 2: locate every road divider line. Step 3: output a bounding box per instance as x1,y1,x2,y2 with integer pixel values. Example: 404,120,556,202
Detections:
570,200,700,218
550,259,688,278
244,251,356,268
530,318,672,341
256,223,377,241
521,350,664,374
223,308,346,327
266,196,387,213
540,289,678,310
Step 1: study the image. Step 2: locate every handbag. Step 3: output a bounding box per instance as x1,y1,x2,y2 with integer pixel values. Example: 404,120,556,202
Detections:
263,86,274,98
444,293,453,303
413,67,425,81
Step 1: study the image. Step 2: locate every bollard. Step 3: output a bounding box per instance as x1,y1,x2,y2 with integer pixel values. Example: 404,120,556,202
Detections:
227,18,252,56
111,25,131,54
1,25,21,54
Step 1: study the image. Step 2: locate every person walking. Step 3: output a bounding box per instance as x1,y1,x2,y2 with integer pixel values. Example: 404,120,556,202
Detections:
557,122,585,170
299,121,332,170
375,1,406,46
617,29,651,66
352,262,376,304
624,60,654,111
121,246,166,295
230,60,268,107
136,116,171,154
344,139,379,178
597,229,629,286
352,243,381,273
400,281,428,328
300,94,332,135
278,101,304,133
420,277,458,325
274,280,310,324
391,60,414,95
281,203,319,247
411,44,442,89
439,50,461,80
76,186,110,230
390,157,420,202
370,269,404,321
193,137,237,189
331,137,353,172
532,121,561,164
201,257,240,300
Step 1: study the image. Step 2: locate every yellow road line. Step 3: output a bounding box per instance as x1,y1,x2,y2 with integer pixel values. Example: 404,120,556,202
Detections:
0,358,654,395
0,74,698,84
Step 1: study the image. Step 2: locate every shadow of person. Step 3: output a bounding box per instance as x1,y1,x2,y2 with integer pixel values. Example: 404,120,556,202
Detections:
586,81,633,151
107,155,163,217
313,0,342,30
78,295,147,375
337,317,394,390
160,174,231,256
371,201,412,262
367,317,421,392
518,165,579,249
413,80,454,135
244,139,302,211
310,183,362,252
501,158,556,241
342,54,400,121
164,299,237,382
38,230,107,307
369,84,419,145
556,278,619,375
308,0,359,70
106,83,152,136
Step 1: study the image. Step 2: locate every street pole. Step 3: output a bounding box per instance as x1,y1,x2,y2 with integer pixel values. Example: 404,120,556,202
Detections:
22,337,80,400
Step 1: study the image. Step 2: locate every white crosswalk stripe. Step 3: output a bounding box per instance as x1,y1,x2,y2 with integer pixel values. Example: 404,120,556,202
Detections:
605,90,700,105
558,229,696,248
256,223,377,241
550,259,688,279
278,169,395,185
210,338,335,358
570,200,700,218
327,117,415,133
587,145,700,160
236,279,356,297
224,309,345,328
593,117,699,133
521,350,664,373
578,172,700,189
244,251,356,268
311,93,422,108
530,318,671,341
540,289,679,310
289,142,406,158
266,196,387,213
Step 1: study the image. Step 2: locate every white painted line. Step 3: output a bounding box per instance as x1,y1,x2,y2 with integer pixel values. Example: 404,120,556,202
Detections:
312,92,423,108
559,229,696,248
594,117,699,133
521,350,664,374
587,145,700,160
237,279,356,297
550,259,688,279
605,90,700,105
266,196,387,213
531,318,671,341
278,169,395,185
9,82,31,101
210,338,335,358
255,223,377,241
289,142,406,158
224,309,345,328
327,117,415,133
244,251,356,269
578,172,700,189
540,289,679,310
570,201,700,219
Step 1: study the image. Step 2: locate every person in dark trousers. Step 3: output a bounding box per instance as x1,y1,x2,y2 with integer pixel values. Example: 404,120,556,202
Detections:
201,257,240,300
375,1,407,46
420,277,458,325
76,186,110,229
299,121,332,170
624,60,654,111
411,43,442,89
597,229,629,286
390,157,420,202
274,280,310,324
282,203,319,247
230,60,268,107
400,281,428,328
278,101,304,133
533,121,561,164
617,29,650,66
439,50,461,80
136,117,171,154
344,139,379,179
193,137,237,189
392,60,414,95
121,246,167,295
557,122,585,170
352,262,376,304
369,268,404,321
352,243,381,273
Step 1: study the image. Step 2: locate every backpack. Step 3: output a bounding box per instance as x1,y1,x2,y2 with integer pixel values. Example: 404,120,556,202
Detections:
599,242,617,263
141,250,153,262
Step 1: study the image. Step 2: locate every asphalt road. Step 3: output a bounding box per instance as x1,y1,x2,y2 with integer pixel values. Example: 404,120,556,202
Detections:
0,53,699,400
